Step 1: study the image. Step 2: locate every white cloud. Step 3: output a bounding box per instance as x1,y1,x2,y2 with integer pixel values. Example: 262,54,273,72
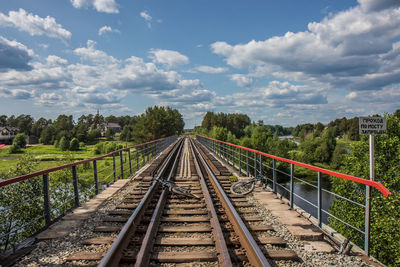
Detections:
140,10,152,28
46,55,68,66
230,74,253,87
0,36,33,72
70,0,119,13
98,25,120,36
358,0,400,12
0,9,71,42
74,40,119,65
211,4,400,92
193,65,228,74
149,49,189,68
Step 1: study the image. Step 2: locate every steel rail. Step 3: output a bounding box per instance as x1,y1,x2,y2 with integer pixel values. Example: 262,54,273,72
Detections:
189,138,233,266
192,139,272,267
134,139,184,267
98,138,182,267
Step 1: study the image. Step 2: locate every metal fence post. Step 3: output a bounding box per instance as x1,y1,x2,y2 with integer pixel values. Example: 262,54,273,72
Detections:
317,172,322,227
72,166,80,207
120,151,124,179
42,174,51,225
147,144,150,163
365,185,371,255
290,163,294,209
112,154,116,182
239,148,242,175
254,152,257,177
259,153,262,175
93,160,99,195
246,150,249,176
232,146,234,167
142,146,145,164
136,148,139,170
128,149,132,175
272,159,277,194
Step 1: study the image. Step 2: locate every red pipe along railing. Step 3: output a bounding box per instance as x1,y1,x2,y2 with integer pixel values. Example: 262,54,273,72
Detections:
198,135,391,197
197,135,391,257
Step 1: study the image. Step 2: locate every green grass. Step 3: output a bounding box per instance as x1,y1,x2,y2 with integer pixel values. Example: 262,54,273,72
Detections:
0,141,136,175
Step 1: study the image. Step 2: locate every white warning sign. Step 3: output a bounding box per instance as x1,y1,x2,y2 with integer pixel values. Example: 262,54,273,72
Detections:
359,117,386,135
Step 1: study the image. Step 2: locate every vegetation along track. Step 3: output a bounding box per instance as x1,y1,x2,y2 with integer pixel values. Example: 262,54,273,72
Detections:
65,136,299,266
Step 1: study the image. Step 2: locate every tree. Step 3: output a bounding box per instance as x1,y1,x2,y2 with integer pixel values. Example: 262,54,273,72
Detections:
120,126,132,142
9,133,27,153
132,106,184,143
69,138,80,151
329,113,400,265
59,136,69,151
105,128,115,140
39,125,56,145
0,115,7,127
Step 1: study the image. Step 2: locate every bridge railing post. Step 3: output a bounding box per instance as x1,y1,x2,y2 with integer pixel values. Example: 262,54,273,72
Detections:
93,160,99,195
72,165,80,207
290,163,294,209
128,149,132,175
239,148,242,175
112,154,116,182
272,159,277,194
142,146,145,164
259,153,262,176
317,172,322,227
231,146,234,167
254,151,257,177
246,150,249,176
365,185,371,256
42,174,51,226
120,151,124,179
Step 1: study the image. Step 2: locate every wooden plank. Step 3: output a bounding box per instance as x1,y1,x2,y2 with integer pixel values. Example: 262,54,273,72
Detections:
82,236,115,245
161,216,210,222
265,249,298,260
66,252,104,261
249,224,274,231
94,226,121,232
158,225,211,232
155,237,214,246
164,210,208,215
166,204,205,209
258,236,286,246
152,251,218,262
102,216,128,222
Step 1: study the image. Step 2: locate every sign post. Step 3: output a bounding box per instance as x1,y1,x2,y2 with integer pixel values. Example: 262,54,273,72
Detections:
359,116,386,256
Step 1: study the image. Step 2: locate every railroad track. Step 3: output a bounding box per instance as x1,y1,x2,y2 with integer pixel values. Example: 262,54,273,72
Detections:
66,136,299,266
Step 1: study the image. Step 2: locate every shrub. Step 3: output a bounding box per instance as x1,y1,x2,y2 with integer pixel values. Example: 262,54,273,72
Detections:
59,136,69,151
13,133,27,149
69,138,79,151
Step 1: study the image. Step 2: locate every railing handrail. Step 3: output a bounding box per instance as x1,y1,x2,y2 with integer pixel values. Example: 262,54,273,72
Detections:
197,135,391,197
0,136,173,188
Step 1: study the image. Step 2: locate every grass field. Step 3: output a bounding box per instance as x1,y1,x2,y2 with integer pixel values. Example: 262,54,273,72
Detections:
0,141,135,176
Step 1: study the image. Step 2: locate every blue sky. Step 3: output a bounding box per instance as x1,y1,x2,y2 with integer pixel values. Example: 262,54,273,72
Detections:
0,0,399,128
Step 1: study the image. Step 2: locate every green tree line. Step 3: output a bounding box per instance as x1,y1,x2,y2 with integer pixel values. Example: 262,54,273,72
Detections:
1,106,184,152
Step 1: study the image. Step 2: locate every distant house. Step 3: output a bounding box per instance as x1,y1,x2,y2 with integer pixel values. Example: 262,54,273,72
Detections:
0,126,19,144
100,122,122,136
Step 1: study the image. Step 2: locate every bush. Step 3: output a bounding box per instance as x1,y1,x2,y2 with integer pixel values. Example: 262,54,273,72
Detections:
94,142,105,155
69,138,79,151
53,140,59,148
59,136,69,151
9,133,27,153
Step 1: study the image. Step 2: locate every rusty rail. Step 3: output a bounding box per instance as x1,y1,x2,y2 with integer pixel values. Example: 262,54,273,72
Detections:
192,139,272,266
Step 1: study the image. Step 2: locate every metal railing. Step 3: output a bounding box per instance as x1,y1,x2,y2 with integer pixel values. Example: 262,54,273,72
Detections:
196,135,391,256
0,136,176,253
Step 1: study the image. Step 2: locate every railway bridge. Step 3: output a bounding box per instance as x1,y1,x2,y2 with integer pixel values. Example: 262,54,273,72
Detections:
0,135,391,266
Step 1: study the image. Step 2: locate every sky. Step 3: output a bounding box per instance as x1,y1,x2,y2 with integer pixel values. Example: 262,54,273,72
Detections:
0,0,399,128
